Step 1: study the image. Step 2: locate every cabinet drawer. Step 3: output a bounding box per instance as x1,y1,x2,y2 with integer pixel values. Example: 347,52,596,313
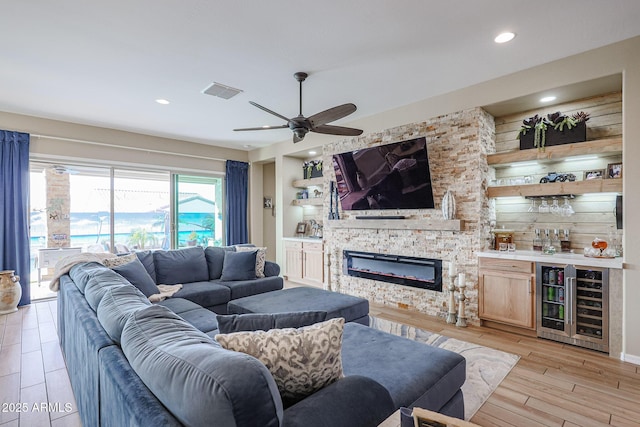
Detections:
479,257,533,274
303,242,323,251
284,241,303,249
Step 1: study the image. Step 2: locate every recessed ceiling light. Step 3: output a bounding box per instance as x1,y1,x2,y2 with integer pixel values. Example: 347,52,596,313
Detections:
494,32,515,44
308,151,317,155
155,99,170,105
540,96,556,103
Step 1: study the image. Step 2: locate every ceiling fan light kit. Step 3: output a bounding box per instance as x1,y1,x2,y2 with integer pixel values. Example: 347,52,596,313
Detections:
234,72,363,143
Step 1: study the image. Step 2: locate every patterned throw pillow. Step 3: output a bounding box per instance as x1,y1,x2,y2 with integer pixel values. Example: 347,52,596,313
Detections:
103,253,137,268
215,318,344,402
235,246,267,278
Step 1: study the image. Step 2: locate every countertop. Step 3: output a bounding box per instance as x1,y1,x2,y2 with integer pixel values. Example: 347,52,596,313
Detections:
282,237,324,243
478,250,623,269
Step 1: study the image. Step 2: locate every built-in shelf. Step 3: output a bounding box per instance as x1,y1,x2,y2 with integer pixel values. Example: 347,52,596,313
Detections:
292,198,323,207
487,137,622,167
292,177,323,188
488,179,622,198
326,219,464,231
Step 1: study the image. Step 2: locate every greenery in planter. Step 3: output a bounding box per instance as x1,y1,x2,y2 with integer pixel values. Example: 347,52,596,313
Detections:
303,160,323,179
518,111,590,150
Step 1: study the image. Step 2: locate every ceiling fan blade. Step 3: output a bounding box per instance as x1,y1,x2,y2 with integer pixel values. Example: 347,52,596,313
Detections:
233,125,288,131
308,103,357,127
312,124,363,137
249,101,291,123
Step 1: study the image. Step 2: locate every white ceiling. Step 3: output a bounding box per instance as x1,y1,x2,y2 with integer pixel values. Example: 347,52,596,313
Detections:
2,1,640,150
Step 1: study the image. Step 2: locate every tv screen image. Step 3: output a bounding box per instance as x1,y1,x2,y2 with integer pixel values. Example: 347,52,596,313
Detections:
332,137,435,211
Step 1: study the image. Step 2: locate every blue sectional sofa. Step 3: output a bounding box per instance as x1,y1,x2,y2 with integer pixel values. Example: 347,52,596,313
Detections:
57,247,466,427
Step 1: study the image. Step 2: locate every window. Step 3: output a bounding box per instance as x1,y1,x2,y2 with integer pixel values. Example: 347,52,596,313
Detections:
174,175,224,248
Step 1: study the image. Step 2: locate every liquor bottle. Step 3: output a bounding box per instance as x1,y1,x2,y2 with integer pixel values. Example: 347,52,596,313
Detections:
552,229,561,251
533,229,543,251
543,229,552,253
561,229,571,252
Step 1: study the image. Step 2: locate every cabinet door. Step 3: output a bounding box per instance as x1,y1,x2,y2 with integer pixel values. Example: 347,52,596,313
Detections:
479,269,535,329
302,243,324,286
284,242,303,281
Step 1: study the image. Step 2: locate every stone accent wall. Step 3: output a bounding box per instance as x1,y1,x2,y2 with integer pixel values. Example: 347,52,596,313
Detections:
323,108,495,324
45,168,71,248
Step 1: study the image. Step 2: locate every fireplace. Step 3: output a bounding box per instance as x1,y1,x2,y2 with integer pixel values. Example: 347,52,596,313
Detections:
343,250,442,292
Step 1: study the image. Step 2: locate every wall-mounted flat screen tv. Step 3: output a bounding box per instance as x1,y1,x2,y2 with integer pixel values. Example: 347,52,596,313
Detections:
332,137,434,211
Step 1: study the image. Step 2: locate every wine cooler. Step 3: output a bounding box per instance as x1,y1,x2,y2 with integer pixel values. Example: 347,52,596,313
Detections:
536,263,609,353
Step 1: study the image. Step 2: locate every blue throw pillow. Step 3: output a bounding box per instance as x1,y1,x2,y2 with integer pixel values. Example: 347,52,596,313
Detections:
153,246,209,285
112,258,159,297
216,311,328,334
220,250,257,281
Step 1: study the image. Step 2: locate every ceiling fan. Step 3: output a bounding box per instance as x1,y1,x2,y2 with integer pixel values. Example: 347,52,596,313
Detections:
234,72,363,143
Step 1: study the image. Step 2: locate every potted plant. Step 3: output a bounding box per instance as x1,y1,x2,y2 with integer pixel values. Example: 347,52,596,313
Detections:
186,231,198,246
518,111,589,150
303,160,323,179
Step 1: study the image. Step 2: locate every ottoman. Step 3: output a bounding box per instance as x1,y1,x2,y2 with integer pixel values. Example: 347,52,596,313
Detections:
227,287,370,325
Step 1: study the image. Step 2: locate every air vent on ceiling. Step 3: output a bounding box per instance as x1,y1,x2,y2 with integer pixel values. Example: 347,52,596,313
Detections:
202,82,243,100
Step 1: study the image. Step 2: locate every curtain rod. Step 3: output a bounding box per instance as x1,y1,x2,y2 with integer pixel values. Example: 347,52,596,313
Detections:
31,133,232,163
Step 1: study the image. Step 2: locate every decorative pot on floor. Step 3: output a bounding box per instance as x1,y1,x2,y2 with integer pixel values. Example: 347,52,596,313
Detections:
0,270,22,315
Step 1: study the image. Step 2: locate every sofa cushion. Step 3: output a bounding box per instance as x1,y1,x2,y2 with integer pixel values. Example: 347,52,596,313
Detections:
236,246,267,278
97,285,151,343
220,250,257,281
83,268,132,311
135,250,157,283
69,262,112,294
341,322,466,410
153,247,209,285
216,311,327,334
157,298,219,335
216,318,344,404
121,305,283,427
204,246,236,280
217,276,283,300
171,281,231,309
110,257,159,297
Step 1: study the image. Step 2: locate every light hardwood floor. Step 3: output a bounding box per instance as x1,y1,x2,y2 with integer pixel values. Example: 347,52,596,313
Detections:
1,298,638,427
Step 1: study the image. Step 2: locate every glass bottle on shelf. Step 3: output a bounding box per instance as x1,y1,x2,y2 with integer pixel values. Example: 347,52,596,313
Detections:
552,229,561,251
533,229,543,252
561,229,571,252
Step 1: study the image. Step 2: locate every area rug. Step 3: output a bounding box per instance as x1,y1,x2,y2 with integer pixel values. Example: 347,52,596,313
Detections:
370,317,519,420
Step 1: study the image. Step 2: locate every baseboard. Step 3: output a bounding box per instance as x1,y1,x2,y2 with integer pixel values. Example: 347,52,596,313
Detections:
621,352,640,366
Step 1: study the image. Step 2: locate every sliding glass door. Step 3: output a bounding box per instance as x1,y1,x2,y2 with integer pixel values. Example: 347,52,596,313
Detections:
174,175,223,248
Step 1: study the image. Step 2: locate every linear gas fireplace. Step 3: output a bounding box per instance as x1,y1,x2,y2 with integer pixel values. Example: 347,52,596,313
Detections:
343,250,442,292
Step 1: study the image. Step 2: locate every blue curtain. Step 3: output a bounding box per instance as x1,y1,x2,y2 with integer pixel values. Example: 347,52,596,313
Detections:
0,130,31,306
225,160,249,245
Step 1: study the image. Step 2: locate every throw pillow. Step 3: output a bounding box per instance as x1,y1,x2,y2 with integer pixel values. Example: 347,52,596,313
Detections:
215,318,344,403
235,246,267,278
153,246,209,285
111,257,159,297
216,311,327,334
103,253,137,268
220,250,257,281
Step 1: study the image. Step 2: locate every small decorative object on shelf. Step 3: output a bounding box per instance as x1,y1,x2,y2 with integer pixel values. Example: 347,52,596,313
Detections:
455,272,467,328
441,189,456,220
303,160,323,179
446,260,457,324
539,172,576,184
518,111,589,151
0,270,22,315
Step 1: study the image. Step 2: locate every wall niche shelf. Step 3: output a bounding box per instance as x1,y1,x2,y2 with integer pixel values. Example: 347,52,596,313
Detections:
488,178,622,198
487,137,622,167
291,198,323,207
326,219,464,231
292,177,323,188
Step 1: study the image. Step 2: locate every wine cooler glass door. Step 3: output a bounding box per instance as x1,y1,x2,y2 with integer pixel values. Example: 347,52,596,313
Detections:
537,263,571,338
573,267,609,348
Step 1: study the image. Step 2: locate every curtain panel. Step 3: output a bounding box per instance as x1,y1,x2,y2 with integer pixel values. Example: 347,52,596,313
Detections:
225,160,249,245
0,130,31,306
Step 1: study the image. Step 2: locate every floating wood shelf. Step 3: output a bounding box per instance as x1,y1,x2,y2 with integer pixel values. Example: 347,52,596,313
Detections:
487,179,622,198
326,219,464,231
291,198,323,207
292,177,323,188
487,137,622,167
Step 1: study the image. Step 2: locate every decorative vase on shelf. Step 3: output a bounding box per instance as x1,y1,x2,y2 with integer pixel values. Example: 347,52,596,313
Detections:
0,270,22,315
442,190,456,220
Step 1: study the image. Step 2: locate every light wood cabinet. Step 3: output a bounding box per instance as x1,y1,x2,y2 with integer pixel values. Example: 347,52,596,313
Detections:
478,258,535,330
284,240,324,287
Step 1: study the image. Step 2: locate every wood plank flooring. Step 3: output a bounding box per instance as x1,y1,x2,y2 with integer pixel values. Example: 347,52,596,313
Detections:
1,298,638,426
370,303,640,427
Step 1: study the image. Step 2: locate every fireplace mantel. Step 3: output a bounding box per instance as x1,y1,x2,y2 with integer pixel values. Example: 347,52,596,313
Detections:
326,219,464,231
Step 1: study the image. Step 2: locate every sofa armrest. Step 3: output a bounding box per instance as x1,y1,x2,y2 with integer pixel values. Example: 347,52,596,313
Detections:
264,261,280,277
283,375,394,427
